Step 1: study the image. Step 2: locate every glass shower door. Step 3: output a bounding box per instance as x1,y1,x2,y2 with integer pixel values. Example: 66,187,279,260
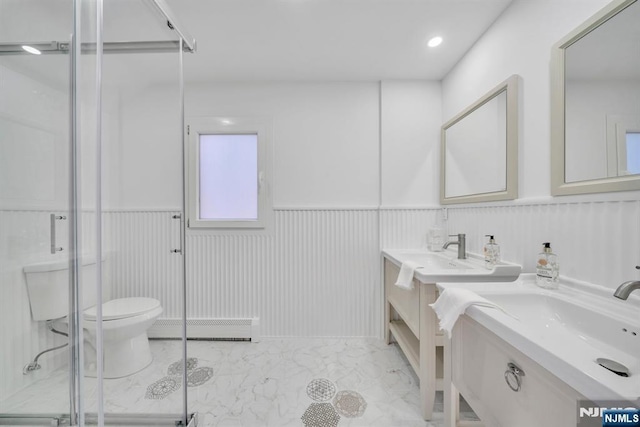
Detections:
2,0,195,423
0,0,75,423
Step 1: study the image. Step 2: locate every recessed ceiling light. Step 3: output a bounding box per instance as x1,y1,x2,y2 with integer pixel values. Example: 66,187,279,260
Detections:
427,37,443,48
21,45,41,55
221,119,232,125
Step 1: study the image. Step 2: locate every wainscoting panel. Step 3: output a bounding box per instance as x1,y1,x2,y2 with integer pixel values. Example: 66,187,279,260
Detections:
445,199,640,291
380,208,438,249
186,209,381,337
106,209,381,338
103,210,183,317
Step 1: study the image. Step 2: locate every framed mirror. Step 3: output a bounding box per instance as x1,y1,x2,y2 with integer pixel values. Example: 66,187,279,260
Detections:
440,75,519,204
551,0,640,195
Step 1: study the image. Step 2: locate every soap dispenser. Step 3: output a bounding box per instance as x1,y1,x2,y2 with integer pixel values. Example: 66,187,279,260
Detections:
427,210,446,252
536,242,559,289
483,235,501,270
427,225,445,252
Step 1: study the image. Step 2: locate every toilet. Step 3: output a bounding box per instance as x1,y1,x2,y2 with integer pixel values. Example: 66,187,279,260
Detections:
23,257,163,378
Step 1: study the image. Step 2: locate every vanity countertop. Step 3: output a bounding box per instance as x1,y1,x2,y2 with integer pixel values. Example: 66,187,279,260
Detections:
437,274,640,403
382,248,521,283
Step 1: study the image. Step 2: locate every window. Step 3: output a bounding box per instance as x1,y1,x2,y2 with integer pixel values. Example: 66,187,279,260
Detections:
626,132,640,175
187,118,271,229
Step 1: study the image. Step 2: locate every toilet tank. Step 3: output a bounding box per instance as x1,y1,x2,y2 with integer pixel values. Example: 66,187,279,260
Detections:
23,256,110,321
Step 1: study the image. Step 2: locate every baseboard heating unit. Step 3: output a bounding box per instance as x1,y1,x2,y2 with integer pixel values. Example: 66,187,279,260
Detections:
148,318,260,342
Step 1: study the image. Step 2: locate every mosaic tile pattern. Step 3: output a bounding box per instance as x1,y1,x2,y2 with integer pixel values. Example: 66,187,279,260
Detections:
187,367,213,387
306,378,336,402
167,357,198,376
333,389,367,418
144,376,181,400
4,339,455,425
144,358,213,399
301,402,340,427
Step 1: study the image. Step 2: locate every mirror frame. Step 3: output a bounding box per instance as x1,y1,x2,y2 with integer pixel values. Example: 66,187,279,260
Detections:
550,0,640,196
440,74,519,205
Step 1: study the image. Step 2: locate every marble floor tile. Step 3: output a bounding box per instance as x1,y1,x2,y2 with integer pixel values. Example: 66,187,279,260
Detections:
0,338,475,426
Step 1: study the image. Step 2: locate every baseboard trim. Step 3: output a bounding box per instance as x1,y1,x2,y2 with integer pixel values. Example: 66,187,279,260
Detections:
148,318,260,342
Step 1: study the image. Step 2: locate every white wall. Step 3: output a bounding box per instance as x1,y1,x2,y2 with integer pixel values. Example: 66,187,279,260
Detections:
104,81,441,338
380,81,441,207
440,0,640,290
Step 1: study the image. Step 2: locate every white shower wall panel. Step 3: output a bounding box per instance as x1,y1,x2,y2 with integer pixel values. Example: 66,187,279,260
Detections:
0,210,71,401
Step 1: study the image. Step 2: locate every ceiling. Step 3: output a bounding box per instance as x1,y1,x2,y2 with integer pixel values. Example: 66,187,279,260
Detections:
165,0,513,82
1,0,513,87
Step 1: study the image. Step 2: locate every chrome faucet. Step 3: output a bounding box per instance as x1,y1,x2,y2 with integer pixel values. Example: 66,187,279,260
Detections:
614,266,640,300
443,233,466,259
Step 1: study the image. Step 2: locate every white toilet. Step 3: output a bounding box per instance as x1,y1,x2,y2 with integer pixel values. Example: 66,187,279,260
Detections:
23,257,163,378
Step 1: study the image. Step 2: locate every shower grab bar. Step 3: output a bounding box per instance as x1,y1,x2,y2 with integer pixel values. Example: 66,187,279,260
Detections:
50,213,67,254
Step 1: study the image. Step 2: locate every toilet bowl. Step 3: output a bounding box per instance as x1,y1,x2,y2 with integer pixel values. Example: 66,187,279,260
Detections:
82,297,163,378
24,257,163,378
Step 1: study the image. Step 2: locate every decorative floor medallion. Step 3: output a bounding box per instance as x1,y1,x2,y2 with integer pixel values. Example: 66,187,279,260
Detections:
301,402,340,427
306,378,336,402
332,390,367,418
167,357,199,376
187,366,214,387
144,376,181,400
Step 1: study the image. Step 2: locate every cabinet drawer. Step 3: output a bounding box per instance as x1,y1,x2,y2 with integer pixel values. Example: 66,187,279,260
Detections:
385,259,420,335
452,316,583,427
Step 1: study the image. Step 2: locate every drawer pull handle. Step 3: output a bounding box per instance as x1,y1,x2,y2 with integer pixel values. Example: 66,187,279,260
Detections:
504,362,525,392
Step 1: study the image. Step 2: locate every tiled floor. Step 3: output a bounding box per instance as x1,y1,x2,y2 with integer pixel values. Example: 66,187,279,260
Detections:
1,338,478,426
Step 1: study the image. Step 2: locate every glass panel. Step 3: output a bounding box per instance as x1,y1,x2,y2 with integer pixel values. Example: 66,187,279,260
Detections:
79,0,101,424
99,2,186,422
199,134,259,220
0,0,73,422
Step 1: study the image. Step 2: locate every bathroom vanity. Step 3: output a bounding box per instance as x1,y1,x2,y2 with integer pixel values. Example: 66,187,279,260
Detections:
384,257,441,420
438,277,640,427
382,250,521,420
446,314,585,427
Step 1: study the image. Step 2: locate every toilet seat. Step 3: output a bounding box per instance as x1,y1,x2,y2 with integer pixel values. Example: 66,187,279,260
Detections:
84,297,161,321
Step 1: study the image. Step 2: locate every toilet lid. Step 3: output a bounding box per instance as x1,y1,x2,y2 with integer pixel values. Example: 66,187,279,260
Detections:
84,297,161,321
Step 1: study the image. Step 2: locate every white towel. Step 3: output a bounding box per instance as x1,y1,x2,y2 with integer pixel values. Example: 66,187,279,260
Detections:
430,288,516,338
394,261,422,291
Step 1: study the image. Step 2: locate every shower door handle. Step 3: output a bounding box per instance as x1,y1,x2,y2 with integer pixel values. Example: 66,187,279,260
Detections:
171,213,183,254
50,213,67,254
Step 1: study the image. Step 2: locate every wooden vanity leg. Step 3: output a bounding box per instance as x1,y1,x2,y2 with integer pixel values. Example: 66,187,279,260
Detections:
384,298,391,345
444,333,459,427
419,284,437,420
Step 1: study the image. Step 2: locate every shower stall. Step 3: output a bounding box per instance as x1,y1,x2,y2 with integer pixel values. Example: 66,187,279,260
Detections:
0,0,195,425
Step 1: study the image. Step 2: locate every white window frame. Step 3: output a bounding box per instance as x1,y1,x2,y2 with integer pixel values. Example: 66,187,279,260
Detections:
186,117,271,229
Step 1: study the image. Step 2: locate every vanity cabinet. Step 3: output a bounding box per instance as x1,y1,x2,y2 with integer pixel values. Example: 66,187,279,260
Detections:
445,315,585,427
384,258,443,420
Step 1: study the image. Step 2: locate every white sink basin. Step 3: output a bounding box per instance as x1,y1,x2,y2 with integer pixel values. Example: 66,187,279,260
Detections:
437,276,640,402
484,292,638,358
382,249,521,283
